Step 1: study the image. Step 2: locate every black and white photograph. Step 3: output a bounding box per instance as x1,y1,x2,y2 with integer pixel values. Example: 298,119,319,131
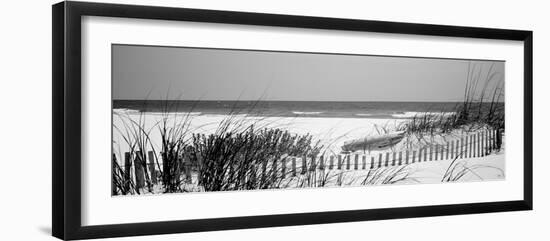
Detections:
111,44,505,196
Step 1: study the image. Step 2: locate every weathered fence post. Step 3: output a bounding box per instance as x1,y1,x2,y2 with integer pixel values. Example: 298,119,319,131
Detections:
291,157,296,177
378,153,383,168
477,132,481,157
310,155,316,171
319,155,325,170
441,144,445,160
460,137,464,159
261,160,267,181
392,152,396,166
467,138,471,158
281,157,287,179
124,152,131,192
272,159,278,180
429,146,433,161
112,154,117,195
337,155,342,170
370,156,375,169
494,128,502,152
412,150,416,163
423,147,428,162
450,140,455,159
301,155,307,174
445,142,450,160
469,135,474,158
473,134,477,157
354,154,359,170
362,155,367,169
483,130,489,156
480,131,485,157
134,151,145,189
346,155,351,170
489,130,495,153
385,152,390,167
434,145,439,161
405,150,409,164
183,152,192,184
147,151,157,184
453,139,460,159
398,151,403,165
329,155,334,170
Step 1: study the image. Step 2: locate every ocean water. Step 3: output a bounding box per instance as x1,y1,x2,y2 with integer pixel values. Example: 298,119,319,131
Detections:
113,100,502,119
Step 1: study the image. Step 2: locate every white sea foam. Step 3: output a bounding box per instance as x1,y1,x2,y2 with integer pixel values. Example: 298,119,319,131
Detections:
391,111,455,119
355,113,374,117
292,111,323,115
148,111,203,116
113,108,140,114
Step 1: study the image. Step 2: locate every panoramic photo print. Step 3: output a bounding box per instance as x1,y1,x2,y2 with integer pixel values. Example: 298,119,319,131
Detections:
111,44,505,196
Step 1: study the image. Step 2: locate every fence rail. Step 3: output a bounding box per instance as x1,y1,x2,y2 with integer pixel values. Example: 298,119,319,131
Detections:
112,128,503,194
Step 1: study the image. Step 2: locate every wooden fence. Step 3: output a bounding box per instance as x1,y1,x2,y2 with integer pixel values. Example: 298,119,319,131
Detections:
113,128,502,193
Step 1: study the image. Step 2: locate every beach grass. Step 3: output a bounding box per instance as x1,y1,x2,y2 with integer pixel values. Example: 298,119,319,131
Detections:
399,62,504,136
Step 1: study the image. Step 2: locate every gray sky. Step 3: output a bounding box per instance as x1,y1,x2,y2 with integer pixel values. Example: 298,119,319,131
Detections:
112,44,504,102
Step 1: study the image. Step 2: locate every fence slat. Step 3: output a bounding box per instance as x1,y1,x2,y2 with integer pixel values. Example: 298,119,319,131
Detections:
292,158,296,177
398,151,403,165
484,130,489,155
412,150,416,163
405,150,409,164
147,151,157,184
460,137,465,159
281,158,286,178
370,156,375,169
338,155,342,170
272,159,278,181
310,155,316,171
435,145,439,161
392,152,396,166
329,155,334,170
301,155,307,174
182,152,192,183
362,155,367,169
346,155,351,170
418,148,422,162
491,129,495,151
481,131,485,157
134,151,145,189
378,153,383,168
124,152,131,191
429,146,433,161
354,154,359,170
319,155,325,170
450,140,454,159
494,129,498,151
477,132,481,157
470,135,474,158
112,154,117,195
262,160,268,180
423,147,428,162
385,153,390,167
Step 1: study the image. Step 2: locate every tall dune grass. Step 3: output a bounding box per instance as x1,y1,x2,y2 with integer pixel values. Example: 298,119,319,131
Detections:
400,62,504,136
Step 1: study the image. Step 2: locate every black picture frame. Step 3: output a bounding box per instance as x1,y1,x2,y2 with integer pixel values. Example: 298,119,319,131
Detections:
52,1,533,240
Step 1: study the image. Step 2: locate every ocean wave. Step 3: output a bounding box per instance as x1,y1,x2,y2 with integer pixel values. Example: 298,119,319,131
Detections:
149,112,203,116
292,111,323,115
113,108,140,114
391,111,455,119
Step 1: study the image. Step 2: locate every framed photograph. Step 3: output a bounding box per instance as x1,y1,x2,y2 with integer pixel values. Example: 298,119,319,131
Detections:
52,1,533,240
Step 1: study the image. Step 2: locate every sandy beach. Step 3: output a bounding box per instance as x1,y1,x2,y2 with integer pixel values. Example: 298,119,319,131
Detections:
112,110,505,188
